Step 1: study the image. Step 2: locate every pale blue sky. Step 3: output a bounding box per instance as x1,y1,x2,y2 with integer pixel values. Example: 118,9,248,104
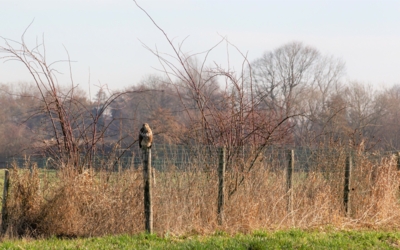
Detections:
1,0,399,95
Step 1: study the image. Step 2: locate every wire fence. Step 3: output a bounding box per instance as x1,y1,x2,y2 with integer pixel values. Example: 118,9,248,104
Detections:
1,145,398,173
2,144,400,236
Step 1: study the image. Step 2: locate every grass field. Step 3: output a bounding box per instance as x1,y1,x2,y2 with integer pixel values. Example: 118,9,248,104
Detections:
1,229,400,249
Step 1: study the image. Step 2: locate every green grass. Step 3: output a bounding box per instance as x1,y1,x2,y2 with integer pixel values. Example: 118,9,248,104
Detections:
1,229,400,249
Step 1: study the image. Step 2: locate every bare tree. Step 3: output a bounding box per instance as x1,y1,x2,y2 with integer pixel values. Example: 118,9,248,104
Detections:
344,82,385,150
252,42,347,148
252,42,319,113
0,27,148,171
369,85,400,150
133,1,300,197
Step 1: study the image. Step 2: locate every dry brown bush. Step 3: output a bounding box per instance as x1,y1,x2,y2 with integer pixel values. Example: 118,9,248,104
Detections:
3,151,400,238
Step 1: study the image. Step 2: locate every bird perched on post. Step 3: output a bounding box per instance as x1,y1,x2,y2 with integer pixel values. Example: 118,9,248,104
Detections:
139,123,153,149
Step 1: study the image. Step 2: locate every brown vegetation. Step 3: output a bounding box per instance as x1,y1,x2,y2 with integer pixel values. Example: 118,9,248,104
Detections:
3,149,400,238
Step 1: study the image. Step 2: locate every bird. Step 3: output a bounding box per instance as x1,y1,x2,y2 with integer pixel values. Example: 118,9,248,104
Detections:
139,123,153,149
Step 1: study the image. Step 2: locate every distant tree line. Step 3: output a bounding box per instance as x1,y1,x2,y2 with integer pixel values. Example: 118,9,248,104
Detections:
0,39,399,168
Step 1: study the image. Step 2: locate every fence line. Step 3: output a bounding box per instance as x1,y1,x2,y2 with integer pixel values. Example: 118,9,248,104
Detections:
1,145,397,172
2,145,400,235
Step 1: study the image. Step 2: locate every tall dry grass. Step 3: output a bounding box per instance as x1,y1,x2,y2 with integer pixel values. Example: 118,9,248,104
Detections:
3,151,400,238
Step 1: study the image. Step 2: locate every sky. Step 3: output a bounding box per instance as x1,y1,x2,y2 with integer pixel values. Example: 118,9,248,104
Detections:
1,0,399,96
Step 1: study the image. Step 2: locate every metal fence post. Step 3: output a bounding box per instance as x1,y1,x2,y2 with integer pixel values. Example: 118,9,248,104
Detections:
218,147,226,225
1,169,10,235
343,152,353,217
286,149,294,215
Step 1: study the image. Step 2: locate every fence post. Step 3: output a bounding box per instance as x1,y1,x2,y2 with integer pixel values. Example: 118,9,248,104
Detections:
218,147,226,225
143,148,153,233
286,149,294,214
343,152,353,217
1,169,10,235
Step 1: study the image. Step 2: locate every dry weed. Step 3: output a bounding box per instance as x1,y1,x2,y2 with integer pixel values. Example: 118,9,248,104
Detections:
3,152,400,238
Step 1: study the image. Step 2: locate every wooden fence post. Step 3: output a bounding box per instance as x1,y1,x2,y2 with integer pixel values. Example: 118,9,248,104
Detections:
286,149,294,214
343,152,353,217
143,148,153,233
218,147,226,225
1,169,10,235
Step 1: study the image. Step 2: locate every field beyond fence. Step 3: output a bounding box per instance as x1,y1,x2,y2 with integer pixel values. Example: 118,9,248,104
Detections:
1,145,400,238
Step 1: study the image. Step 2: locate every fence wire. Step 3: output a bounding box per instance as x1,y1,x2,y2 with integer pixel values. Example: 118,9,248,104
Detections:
2,145,399,174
